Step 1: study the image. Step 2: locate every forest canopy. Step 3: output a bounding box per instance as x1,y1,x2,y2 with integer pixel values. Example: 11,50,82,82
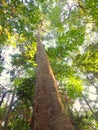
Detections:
0,0,98,130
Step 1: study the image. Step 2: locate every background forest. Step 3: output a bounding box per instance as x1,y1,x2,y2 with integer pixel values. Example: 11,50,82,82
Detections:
0,0,98,130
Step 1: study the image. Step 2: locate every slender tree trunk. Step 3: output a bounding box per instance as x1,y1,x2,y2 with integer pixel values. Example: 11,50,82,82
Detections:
31,32,74,130
0,92,6,107
82,94,98,122
3,93,15,130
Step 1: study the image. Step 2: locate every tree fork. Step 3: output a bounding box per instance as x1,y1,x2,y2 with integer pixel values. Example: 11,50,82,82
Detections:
31,31,74,130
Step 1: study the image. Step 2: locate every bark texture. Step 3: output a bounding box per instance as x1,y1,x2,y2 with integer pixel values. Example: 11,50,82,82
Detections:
31,32,74,130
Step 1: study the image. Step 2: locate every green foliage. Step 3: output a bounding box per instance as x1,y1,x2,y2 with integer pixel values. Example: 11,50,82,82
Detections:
72,110,97,130
0,0,98,129
74,43,98,73
48,6,64,31
65,77,83,99
57,26,85,51
6,101,32,130
11,53,27,66
0,1,42,45
81,0,98,27
14,77,35,102
9,118,30,130
0,66,5,74
0,107,6,119
11,41,37,77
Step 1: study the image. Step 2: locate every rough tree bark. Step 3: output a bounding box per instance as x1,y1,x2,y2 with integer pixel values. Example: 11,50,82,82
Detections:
31,31,74,130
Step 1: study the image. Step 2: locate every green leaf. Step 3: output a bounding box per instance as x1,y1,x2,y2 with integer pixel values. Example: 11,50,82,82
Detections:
0,66,5,73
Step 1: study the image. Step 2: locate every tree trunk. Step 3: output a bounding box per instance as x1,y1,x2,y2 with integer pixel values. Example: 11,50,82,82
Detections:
3,93,15,130
31,32,74,130
0,92,6,107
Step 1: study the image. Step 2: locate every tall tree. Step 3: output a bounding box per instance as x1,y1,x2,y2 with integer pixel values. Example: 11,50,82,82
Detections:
0,1,74,129
31,31,74,130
